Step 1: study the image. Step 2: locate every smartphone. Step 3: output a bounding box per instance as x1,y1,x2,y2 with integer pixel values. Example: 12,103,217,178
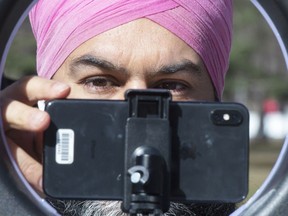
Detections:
43,96,249,203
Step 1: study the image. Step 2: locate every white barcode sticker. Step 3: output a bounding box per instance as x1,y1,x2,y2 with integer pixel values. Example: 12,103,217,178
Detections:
55,129,75,164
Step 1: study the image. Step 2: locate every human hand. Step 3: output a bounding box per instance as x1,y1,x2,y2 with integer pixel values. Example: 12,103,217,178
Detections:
0,76,70,192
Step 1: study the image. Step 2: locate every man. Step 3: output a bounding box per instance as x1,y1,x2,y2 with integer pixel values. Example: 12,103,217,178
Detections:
1,0,233,215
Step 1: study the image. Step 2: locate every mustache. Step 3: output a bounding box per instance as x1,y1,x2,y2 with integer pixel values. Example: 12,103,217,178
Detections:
46,199,235,216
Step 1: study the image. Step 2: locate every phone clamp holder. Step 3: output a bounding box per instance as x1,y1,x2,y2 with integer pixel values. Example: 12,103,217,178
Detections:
122,89,172,215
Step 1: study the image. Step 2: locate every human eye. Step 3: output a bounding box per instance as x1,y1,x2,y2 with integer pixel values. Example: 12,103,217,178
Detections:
153,80,189,94
79,76,120,94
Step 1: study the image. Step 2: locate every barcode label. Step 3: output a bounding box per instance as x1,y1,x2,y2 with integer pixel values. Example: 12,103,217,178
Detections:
55,129,74,164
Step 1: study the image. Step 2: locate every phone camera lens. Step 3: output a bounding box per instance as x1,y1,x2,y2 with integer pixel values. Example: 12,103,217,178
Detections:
211,110,243,126
223,113,230,121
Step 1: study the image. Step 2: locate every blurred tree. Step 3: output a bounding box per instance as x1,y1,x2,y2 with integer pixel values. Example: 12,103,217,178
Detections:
224,0,288,109
4,17,36,80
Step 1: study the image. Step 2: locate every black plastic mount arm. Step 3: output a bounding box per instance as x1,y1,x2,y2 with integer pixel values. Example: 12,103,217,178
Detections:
122,89,171,215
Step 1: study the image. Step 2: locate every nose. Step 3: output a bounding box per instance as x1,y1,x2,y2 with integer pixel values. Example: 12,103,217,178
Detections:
126,79,148,90
112,79,148,100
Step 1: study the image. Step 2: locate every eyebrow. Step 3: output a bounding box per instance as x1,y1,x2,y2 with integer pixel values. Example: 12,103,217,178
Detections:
69,54,202,77
158,60,202,75
70,54,127,76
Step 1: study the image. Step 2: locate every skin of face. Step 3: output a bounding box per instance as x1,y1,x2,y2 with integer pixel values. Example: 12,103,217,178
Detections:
53,19,215,101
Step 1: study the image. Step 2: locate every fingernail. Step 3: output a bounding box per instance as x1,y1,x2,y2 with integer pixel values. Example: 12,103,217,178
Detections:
52,82,69,92
31,112,47,128
38,177,43,193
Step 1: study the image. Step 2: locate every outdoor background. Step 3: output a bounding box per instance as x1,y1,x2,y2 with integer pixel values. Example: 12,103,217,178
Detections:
3,0,288,207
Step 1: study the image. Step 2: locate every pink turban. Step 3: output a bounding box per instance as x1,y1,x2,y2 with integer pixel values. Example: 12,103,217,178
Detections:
29,0,233,99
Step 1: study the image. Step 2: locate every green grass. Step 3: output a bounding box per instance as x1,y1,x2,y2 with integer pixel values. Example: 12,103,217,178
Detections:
239,138,283,206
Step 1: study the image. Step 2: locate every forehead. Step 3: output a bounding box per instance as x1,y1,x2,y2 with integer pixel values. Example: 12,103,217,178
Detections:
66,19,203,66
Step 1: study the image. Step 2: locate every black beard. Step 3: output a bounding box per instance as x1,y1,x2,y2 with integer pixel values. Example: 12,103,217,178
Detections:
46,198,235,216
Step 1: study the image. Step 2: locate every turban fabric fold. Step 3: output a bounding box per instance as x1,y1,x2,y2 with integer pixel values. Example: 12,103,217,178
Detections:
29,0,233,99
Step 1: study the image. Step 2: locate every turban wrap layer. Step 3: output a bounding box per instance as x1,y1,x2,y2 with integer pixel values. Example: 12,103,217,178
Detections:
29,0,233,99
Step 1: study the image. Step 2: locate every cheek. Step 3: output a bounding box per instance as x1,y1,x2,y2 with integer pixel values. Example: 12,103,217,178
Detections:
66,83,89,99
65,83,126,100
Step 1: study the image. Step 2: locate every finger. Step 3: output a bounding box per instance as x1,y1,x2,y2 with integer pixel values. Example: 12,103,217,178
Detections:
2,98,50,132
1,76,70,106
8,137,43,193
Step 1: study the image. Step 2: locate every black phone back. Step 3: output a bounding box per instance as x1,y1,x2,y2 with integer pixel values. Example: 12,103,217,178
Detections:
43,99,249,203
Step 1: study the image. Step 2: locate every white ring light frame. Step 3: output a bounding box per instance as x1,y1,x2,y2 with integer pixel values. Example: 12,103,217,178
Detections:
0,0,288,215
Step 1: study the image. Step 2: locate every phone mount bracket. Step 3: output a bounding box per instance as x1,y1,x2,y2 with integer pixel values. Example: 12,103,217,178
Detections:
122,89,172,215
